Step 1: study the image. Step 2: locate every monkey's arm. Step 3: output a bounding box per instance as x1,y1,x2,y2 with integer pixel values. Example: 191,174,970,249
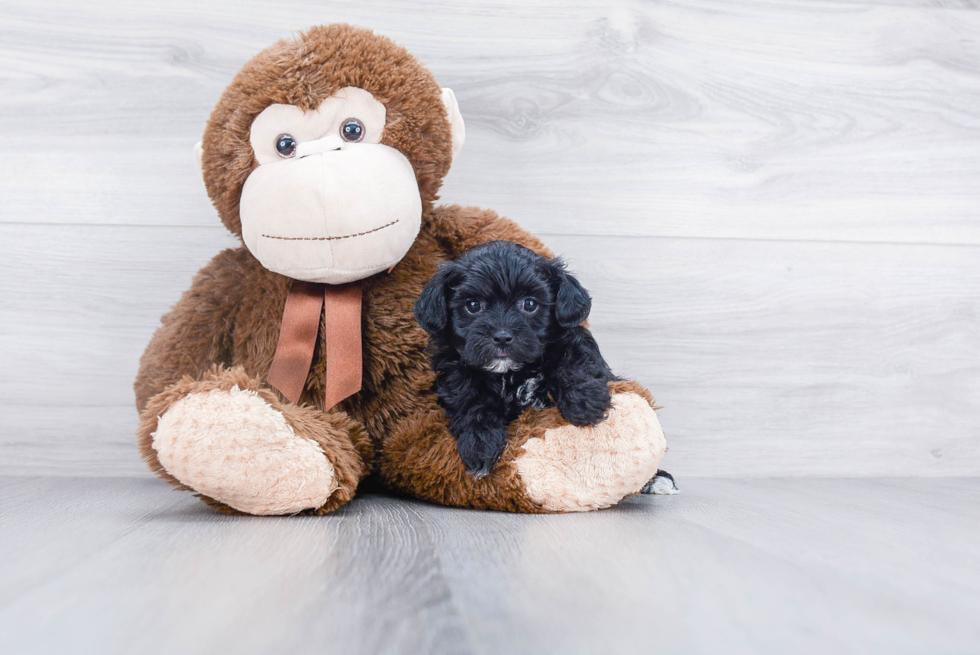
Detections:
426,204,554,260
379,379,664,513
134,247,250,412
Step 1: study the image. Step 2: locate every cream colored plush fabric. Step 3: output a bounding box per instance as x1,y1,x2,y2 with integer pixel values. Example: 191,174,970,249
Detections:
239,141,422,284
151,386,336,515
516,393,666,512
240,87,423,285
440,88,466,160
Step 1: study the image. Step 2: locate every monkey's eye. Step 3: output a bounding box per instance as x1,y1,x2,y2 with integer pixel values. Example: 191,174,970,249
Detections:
340,118,365,143
520,298,539,313
275,134,297,158
465,300,482,314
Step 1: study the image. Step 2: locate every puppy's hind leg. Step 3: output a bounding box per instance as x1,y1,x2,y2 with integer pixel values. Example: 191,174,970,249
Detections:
642,469,680,495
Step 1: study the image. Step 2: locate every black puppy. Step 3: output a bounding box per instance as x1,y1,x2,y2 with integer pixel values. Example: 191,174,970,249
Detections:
414,240,615,477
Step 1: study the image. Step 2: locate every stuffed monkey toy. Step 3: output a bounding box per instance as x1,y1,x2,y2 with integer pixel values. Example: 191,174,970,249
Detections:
134,24,667,515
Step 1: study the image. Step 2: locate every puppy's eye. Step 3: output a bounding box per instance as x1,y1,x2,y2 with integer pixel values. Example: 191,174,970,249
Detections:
275,134,297,158
465,300,482,314
520,298,538,313
340,118,365,143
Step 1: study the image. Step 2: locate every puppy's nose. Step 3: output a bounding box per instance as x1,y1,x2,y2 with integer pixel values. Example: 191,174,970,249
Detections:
493,329,514,345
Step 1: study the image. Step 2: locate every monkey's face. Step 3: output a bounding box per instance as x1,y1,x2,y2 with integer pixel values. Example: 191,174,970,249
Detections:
239,87,423,284
200,25,464,281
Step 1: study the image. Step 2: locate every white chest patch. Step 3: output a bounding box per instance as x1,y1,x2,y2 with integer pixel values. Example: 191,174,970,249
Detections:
516,374,547,409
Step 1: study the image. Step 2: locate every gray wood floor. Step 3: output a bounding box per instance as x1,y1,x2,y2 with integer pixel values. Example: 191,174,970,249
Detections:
1,476,978,655
2,3,979,652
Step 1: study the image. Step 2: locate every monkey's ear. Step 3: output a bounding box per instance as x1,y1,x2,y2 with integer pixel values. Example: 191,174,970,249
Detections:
441,88,466,161
548,259,592,327
194,141,204,178
414,263,459,334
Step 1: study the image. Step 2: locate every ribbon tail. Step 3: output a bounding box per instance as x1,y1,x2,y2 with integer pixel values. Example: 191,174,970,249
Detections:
268,280,325,404
323,282,363,410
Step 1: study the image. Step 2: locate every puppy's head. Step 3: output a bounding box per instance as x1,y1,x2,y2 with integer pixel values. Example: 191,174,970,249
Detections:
414,240,591,372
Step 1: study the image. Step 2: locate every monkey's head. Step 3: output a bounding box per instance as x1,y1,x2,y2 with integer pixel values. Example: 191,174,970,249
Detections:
197,25,465,284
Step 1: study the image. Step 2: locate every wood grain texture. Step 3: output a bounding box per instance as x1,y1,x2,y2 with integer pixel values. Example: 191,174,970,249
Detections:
1,224,978,477
1,0,979,243
0,478,470,655
1,0,979,478
1,477,978,654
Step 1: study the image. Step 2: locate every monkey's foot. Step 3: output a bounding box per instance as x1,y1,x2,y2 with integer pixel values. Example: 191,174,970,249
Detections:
514,383,666,512
149,385,337,515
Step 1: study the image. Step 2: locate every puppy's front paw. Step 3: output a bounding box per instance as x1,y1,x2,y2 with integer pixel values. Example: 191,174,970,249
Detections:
556,380,612,427
456,429,507,478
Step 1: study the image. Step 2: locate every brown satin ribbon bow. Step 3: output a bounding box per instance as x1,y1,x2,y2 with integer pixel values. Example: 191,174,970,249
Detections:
267,280,362,410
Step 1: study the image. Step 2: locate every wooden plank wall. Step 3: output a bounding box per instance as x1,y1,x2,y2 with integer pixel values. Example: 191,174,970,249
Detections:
1,0,978,477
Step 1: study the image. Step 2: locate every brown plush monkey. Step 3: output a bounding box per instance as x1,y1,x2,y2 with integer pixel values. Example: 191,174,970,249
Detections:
134,25,666,515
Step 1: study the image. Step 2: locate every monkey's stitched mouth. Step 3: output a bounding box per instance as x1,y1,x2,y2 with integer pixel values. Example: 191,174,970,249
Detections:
261,219,399,242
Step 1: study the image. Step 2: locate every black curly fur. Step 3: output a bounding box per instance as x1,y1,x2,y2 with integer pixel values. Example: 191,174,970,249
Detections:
414,240,616,477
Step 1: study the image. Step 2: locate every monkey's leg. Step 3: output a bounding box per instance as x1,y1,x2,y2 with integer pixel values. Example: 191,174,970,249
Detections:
379,380,666,513
137,366,371,515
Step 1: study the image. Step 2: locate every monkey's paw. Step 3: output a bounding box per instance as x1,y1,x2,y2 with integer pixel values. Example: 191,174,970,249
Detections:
514,384,666,512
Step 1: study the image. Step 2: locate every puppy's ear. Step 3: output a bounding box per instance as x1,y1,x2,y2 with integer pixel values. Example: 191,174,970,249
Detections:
414,263,459,334
547,258,592,327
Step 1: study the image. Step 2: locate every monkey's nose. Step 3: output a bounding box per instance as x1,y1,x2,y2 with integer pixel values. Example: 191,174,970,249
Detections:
493,329,514,345
296,135,345,158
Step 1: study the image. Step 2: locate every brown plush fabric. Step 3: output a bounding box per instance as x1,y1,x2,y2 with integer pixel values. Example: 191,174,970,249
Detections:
135,25,662,515
608,379,662,411
379,401,546,513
